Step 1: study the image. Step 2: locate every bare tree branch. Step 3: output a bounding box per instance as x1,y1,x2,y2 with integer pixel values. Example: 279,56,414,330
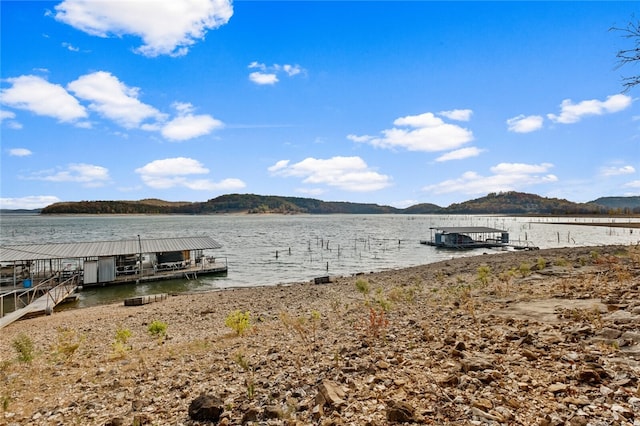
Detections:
610,19,640,92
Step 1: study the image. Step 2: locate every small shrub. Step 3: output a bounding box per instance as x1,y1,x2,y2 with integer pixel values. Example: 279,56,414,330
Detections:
147,320,168,338
115,327,132,344
225,310,251,336
477,265,491,285
234,352,255,399
536,257,547,271
355,278,370,296
365,307,389,340
388,285,418,304
112,327,133,359
12,333,34,363
56,328,82,360
519,262,531,277
373,287,392,311
280,310,321,344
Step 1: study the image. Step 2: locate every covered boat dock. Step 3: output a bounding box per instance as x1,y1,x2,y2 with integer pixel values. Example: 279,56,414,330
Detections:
420,226,538,250
1,236,227,327
0,236,227,288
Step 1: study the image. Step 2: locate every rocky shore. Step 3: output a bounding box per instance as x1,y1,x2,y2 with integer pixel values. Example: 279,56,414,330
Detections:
1,245,639,425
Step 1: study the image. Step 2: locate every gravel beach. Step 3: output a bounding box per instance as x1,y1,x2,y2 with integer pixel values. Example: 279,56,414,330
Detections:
1,244,639,425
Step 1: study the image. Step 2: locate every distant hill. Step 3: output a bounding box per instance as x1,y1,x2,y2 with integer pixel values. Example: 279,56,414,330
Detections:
445,192,602,215
41,194,400,215
590,196,640,212
38,191,636,215
401,203,444,214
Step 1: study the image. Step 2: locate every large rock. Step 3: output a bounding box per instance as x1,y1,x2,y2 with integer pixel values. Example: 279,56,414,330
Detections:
188,394,224,422
316,380,347,408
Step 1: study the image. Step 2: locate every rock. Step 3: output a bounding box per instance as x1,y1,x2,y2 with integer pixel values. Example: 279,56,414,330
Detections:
386,400,415,423
377,360,390,369
562,396,590,406
188,394,224,422
317,380,346,407
472,398,493,411
460,355,493,372
548,383,568,393
104,418,124,426
471,406,502,422
241,406,259,423
597,327,622,340
264,405,283,419
521,348,538,360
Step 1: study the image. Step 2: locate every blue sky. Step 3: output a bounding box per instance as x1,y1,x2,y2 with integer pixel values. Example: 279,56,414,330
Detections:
1,1,639,210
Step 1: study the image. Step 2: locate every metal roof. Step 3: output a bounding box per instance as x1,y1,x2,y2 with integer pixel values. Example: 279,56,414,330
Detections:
429,226,506,234
0,236,222,262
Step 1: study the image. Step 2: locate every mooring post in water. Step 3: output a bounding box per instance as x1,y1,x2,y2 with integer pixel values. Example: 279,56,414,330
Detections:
276,250,279,259
288,247,291,255
326,262,329,271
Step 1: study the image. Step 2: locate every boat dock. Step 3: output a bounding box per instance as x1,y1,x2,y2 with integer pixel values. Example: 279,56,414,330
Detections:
0,236,228,327
420,226,538,250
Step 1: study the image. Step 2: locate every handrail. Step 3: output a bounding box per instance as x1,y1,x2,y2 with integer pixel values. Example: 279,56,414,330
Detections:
0,274,74,319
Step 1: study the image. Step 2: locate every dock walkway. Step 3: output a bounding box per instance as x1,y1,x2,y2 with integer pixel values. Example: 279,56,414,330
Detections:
0,275,79,330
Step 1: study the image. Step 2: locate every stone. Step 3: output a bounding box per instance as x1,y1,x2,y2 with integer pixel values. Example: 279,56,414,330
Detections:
188,394,224,422
472,398,493,411
264,405,283,419
317,380,346,407
386,400,415,423
548,383,568,393
597,327,622,340
241,406,259,423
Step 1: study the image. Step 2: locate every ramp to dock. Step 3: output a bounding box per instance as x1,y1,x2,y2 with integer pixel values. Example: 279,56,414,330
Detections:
0,275,79,330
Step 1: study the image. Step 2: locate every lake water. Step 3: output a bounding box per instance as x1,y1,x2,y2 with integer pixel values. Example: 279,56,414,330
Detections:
1,213,639,308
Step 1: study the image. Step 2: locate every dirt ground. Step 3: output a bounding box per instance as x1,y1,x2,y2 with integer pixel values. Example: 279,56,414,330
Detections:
1,244,639,425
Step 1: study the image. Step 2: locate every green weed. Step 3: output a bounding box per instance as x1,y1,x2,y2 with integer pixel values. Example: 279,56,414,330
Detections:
147,320,168,339
225,310,251,336
477,265,491,285
55,328,82,360
12,333,34,363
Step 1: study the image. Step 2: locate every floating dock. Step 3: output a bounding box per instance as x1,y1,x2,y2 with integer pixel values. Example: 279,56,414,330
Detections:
0,236,228,327
420,226,538,250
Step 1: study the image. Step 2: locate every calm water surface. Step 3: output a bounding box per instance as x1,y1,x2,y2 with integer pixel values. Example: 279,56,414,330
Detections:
1,214,639,309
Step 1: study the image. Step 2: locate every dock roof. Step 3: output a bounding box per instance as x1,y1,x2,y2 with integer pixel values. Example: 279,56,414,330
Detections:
0,236,222,262
429,226,506,234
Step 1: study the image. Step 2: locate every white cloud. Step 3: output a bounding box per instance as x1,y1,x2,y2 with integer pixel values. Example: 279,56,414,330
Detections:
249,72,279,85
600,165,636,177
547,94,632,124
624,180,640,188
0,110,22,129
9,148,32,157
435,147,483,162
423,162,557,195
161,103,223,141
68,71,165,128
282,64,303,77
135,157,245,190
267,160,290,173
0,75,87,123
506,114,544,133
349,112,473,152
29,163,111,187
269,156,392,192
248,62,305,85
0,195,62,210
1,110,16,121
61,41,79,52
54,0,233,57
438,109,472,122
